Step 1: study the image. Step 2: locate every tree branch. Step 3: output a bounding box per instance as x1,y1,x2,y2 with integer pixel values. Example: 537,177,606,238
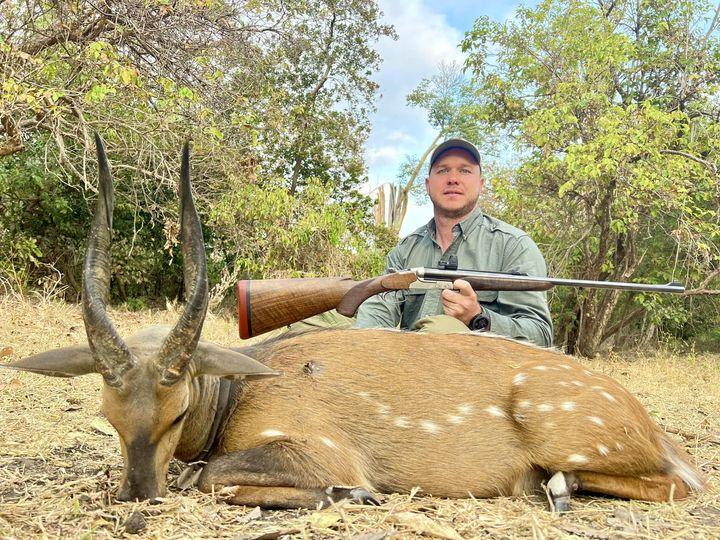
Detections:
660,149,718,174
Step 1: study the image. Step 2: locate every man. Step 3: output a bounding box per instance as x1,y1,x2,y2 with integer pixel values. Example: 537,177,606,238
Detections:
354,138,553,347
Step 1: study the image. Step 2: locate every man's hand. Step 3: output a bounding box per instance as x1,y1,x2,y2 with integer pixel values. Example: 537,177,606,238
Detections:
441,279,482,325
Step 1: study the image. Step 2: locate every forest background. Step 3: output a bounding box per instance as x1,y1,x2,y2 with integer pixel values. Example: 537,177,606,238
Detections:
1,0,720,357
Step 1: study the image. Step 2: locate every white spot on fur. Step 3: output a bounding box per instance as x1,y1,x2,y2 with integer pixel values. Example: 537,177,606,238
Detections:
320,436,337,449
537,403,554,412
559,364,572,370
447,414,464,425
601,391,617,402
261,429,286,438
558,381,570,387
615,442,624,451
589,416,605,427
513,373,527,385
533,365,548,371
377,404,391,415
584,370,594,377
597,444,609,456
485,406,506,418
572,380,584,387
394,416,410,428
567,454,589,464
357,392,370,400
518,400,532,409
543,421,556,429
513,413,527,424
561,401,576,411
420,420,440,433
457,404,473,415
592,385,605,390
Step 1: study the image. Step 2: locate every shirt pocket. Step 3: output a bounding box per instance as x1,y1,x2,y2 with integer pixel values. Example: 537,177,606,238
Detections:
476,290,499,305
401,289,427,330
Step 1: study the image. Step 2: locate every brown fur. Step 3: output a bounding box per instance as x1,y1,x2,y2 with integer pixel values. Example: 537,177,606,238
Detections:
196,328,703,504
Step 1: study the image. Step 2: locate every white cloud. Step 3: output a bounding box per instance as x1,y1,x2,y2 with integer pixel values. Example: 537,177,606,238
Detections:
367,144,404,167
386,130,416,143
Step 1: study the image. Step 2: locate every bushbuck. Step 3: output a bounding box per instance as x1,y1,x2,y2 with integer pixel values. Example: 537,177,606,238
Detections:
3,136,704,511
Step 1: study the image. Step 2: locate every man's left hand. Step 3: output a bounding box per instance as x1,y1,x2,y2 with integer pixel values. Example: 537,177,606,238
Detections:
441,279,482,325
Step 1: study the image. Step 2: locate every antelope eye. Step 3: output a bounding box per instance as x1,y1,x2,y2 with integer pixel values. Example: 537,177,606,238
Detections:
172,410,187,426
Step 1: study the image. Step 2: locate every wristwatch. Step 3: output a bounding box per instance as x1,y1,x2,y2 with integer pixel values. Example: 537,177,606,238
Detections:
468,312,491,332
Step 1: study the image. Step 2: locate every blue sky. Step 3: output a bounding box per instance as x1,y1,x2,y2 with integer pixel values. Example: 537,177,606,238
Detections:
366,1,528,235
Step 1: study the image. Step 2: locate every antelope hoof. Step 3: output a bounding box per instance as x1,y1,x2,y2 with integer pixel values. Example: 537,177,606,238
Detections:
546,471,576,514
326,486,380,506
552,495,572,514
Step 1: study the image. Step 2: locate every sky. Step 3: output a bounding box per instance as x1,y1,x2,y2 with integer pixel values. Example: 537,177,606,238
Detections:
365,0,527,236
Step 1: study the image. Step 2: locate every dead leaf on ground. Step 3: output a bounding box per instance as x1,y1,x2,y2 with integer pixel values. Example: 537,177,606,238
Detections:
89,417,115,436
236,506,262,524
308,511,341,529
236,529,302,540
560,525,610,539
389,511,462,540
0,377,22,390
351,533,389,540
689,505,720,526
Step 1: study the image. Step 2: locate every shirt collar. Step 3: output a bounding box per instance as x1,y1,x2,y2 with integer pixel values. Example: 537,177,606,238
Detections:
425,207,484,240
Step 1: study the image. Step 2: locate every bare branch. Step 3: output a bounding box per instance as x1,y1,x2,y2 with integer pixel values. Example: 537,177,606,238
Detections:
660,149,718,173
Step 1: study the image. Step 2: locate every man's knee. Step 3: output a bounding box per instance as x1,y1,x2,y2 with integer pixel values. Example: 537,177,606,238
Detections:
413,314,469,334
288,310,354,331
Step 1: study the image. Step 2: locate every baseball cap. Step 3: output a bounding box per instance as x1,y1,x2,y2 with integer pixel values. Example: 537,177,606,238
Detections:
429,138,482,170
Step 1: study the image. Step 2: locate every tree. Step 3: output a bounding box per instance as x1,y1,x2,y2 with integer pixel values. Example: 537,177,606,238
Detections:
461,0,720,355
234,0,395,197
0,0,395,300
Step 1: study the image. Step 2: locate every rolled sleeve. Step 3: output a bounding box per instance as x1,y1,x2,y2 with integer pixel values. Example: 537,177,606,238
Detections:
482,236,553,347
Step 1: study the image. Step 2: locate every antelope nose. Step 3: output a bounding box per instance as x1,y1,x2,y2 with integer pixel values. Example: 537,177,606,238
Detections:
116,489,163,504
116,480,164,503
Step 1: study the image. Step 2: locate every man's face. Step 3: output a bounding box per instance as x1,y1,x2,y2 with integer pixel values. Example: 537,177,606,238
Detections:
425,148,484,220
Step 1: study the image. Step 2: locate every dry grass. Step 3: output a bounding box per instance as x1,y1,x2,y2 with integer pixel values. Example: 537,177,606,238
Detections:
0,297,718,539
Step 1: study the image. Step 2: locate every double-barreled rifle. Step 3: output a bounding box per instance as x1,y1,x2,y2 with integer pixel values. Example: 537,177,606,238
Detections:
236,267,685,339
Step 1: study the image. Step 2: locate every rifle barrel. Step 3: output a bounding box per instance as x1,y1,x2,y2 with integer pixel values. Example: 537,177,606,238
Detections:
413,268,685,294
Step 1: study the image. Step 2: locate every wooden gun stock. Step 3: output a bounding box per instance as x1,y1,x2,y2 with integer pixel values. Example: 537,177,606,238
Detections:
237,273,420,339
237,277,360,338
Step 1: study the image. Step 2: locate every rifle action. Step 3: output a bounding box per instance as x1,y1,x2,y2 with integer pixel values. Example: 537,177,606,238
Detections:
237,267,684,339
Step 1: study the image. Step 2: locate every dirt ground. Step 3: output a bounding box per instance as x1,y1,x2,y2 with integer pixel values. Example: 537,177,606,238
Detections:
0,297,718,539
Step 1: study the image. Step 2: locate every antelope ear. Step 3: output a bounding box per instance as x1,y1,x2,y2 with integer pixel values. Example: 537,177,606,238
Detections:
1,346,97,377
194,342,280,380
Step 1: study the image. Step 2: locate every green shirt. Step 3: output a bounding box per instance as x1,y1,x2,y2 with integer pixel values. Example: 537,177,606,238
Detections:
354,208,553,346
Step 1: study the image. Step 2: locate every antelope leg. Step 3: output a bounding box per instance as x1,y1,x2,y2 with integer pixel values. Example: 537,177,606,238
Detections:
198,444,378,508
574,471,690,502
217,485,343,508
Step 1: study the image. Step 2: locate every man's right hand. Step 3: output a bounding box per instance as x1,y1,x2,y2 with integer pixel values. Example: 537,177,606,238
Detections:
440,279,482,325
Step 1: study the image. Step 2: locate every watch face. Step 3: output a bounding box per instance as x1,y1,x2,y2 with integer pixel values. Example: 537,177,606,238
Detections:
471,314,490,331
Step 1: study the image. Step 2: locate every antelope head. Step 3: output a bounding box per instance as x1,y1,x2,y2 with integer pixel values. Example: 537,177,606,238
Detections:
5,135,277,501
